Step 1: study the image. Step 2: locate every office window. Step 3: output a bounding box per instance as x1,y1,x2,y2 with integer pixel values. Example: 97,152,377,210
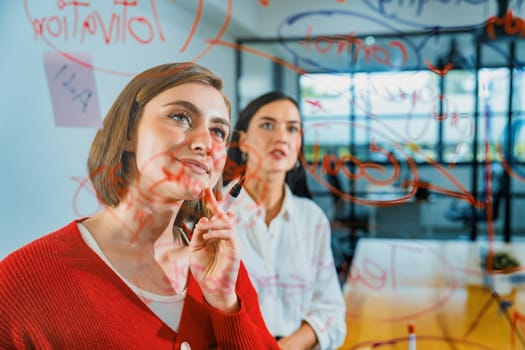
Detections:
300,71,440,163
299,68,522,166
511,70,525,164
513,68,525,114
239,31,525,240
300,74,351,117
353,71,439,163
476,68,509,162
514,120,525,163
299,73,352,162
443,70,476,163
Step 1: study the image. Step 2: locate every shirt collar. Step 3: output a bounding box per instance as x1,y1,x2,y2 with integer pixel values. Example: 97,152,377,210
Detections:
280,185,293,221
235,184,293,222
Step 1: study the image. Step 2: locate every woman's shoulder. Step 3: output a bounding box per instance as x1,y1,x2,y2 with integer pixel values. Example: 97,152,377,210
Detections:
289,191,323,211
288,193,329,222
1,221,82,275
0,221,93,326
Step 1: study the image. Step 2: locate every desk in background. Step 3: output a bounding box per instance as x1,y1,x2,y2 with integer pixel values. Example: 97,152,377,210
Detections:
340,238,525,350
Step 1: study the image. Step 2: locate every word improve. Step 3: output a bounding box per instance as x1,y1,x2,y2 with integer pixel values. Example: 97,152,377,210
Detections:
31,0,165,44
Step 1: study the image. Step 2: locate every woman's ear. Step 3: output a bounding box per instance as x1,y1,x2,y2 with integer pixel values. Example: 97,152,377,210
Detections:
238,131,248,154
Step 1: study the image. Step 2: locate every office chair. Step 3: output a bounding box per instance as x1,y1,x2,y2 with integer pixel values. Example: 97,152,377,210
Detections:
445,162,505,225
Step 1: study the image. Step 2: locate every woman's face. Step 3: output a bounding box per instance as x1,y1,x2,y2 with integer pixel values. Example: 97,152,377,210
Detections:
129,82,230,202
240,99,302,175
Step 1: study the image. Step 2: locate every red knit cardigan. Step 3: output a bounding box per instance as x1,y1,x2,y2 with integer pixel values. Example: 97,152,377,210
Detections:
0,220,279,349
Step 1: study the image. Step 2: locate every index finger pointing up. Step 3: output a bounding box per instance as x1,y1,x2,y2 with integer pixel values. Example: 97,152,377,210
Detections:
203,187,224,217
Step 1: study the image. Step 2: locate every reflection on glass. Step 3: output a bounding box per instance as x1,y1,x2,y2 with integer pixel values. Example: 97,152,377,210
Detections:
444,70,475,114
297,65,520,167
476,69,509,162
478,68,509,113
514,120,525,163
512,68,525,113
442,69,476,164
299,74,351,117
353,71,438,116
299,71,440,163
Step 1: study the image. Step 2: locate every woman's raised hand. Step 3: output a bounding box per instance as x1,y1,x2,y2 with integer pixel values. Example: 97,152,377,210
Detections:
189,187,241,313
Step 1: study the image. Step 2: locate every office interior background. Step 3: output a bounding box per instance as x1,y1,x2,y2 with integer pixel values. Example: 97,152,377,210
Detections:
2,1,525,349
4,0,523,255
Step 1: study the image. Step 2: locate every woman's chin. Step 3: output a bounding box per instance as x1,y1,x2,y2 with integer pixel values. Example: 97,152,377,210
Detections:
145,180,208,203
181,182,208,200
264,166,293,175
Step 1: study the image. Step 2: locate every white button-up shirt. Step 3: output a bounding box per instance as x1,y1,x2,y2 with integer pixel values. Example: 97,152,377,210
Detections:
224,184,347,350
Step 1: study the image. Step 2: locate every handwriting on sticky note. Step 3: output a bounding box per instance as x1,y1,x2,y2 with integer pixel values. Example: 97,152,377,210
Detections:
44,52,101,128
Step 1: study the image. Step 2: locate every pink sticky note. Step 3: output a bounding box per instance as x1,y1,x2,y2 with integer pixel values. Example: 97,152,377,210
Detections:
43,52,101,128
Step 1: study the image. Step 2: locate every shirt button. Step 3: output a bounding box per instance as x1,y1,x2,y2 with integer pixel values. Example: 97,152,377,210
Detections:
180,341,191,350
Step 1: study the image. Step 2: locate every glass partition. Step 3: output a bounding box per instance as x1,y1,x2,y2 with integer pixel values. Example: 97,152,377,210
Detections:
236,30,525,242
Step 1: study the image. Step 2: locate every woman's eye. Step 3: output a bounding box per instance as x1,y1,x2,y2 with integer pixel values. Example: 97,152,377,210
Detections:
211,127,227,141
289,126,301,133
261,122,273,129
169,113,191,126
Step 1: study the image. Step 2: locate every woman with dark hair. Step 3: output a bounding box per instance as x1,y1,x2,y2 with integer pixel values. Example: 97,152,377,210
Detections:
224,92,346,350
224,93,311,199
0,62,279,350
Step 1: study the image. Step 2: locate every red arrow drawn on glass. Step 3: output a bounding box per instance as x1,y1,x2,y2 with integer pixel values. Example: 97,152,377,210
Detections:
425,59,453,76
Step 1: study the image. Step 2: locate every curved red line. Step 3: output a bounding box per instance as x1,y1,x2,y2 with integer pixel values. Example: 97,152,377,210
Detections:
179,0,203,53
150,0,165,41
48,36,134,76
425,59,453,76
206,40,307,74
190,0,232,63
498,145,525,182
23,0,33,23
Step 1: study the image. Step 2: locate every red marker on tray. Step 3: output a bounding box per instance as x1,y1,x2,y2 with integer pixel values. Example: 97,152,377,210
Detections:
408,323,416,350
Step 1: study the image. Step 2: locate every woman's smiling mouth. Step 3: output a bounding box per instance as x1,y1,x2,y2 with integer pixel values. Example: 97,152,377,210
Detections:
178,158,210,175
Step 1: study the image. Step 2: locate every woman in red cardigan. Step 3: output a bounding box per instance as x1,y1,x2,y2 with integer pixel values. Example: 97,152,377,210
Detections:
0,62,279,350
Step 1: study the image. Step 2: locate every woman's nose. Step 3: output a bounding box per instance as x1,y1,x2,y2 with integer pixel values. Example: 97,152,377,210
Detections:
274,126,288,143
189,129,212,154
